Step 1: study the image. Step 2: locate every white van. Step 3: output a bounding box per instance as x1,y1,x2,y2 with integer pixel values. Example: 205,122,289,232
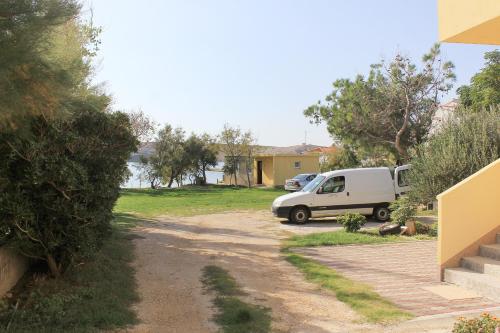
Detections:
271,165,410,223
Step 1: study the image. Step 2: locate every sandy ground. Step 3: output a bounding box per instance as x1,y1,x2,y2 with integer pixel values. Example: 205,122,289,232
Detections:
123,211,467,333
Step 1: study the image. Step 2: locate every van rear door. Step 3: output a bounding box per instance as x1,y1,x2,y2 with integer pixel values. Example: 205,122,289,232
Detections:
394,165,410,196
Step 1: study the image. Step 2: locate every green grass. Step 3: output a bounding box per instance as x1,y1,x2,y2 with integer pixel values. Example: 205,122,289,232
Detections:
115,185,285,217
284,252,413,324
201,265,271,333
202,265,243,296
0,218,140,333
283,229,435,250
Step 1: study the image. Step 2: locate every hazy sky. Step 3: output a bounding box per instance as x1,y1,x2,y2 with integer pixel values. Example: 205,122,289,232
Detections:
89,0,497,146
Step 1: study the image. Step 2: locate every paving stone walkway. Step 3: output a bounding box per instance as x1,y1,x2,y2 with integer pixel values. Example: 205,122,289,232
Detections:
297,241,500,317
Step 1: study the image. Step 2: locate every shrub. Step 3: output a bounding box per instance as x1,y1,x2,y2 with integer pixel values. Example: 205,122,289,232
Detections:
414,222,438,236
389,196,416,226
408,107,499,204
337,213,366,233
452,313,499,333
415,222,431,234
0,109,138,276
428,223,438,237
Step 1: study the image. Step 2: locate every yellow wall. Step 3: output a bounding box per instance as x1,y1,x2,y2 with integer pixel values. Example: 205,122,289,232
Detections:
272,155,320,187
226,155,320,187
438,0,500,45
224,160,258,186
437,159,500,274
254,157,274,186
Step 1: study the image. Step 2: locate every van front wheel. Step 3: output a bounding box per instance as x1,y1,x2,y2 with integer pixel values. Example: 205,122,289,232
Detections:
374,207,390,222
290,207,309,224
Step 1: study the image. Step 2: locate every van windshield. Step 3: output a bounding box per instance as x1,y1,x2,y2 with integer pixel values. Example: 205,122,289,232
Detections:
301,175,325,192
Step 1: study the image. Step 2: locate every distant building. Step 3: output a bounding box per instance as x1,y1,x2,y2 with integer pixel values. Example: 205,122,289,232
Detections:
307,146,339,164
223,144,321,187
429,99,459,135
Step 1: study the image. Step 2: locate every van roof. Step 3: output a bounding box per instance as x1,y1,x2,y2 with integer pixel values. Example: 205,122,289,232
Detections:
320,167,390,178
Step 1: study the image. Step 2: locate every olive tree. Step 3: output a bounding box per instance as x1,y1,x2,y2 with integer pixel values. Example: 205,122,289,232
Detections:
408,107,499,204
139,126,219,188
218,124,257,187
240,131,258,188
185,133,218,185
219,124,243,186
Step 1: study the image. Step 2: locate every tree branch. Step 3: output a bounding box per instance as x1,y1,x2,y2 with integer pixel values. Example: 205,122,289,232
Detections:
47,181,71,200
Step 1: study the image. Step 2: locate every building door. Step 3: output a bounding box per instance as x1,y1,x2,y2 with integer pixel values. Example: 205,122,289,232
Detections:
257,161,263,184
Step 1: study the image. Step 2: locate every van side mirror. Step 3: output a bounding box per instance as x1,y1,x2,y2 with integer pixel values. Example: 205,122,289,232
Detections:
317,187,323,194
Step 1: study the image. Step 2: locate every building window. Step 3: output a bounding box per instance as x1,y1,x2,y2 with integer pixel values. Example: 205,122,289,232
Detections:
294,161,301,169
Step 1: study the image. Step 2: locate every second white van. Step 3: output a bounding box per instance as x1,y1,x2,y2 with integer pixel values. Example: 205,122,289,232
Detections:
271,165,410,223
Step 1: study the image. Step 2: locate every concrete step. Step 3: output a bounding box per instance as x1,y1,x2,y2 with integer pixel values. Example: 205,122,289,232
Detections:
444,267,500,302
480,243,500,260
461,256,500,278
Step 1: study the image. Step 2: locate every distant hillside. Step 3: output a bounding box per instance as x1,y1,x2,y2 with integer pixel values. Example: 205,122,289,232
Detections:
129,143,326,163
129,142,156,163
256,144,323,155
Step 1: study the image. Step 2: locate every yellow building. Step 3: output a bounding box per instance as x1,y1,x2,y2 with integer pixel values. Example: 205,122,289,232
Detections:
438,0,500,45
223,154,320,187
222,144,321,187
253,154,320,187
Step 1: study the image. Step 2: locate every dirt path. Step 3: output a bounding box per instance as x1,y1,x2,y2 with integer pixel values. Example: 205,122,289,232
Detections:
124,211,388,333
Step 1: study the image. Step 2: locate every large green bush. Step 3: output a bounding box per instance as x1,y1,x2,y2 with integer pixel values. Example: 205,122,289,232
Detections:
408,107,499,204
0,109,137,276
0,0,138,278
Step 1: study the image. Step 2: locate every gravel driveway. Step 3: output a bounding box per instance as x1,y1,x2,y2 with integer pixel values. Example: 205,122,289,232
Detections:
123,211,480,333
125,211,377,333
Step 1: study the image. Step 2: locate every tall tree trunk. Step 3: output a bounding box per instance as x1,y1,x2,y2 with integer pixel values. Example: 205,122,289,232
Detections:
246,171,251,188
167,171,175,188
47,254,61,278
202,164,207,185
395,92,411,160
245,159,251,188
